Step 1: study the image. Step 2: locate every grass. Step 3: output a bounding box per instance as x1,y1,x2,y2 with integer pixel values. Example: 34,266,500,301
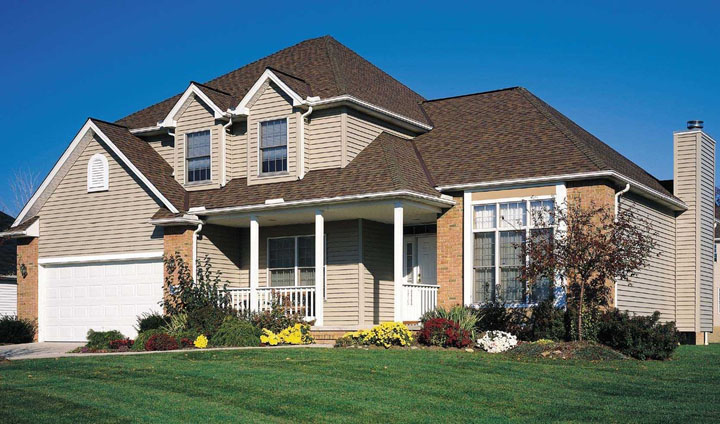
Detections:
1,345,719,423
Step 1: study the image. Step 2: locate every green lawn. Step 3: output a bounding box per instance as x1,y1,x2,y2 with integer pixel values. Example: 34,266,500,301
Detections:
1,345,719,423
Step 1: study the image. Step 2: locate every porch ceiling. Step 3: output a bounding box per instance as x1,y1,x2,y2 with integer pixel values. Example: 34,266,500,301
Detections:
203,200,439,228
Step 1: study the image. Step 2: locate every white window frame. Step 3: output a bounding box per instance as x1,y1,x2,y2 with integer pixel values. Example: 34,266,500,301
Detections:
266,234,325,288
257,117,290,176
185,129,213,184
471,195,556,307
86,153,109,192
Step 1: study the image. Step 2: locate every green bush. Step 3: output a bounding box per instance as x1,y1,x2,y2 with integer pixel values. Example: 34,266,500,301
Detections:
135,312,169,333
421,306,478,339
525,300,566,341
162,313,188,337
566,306,601,342
211,316,261,347
0,315,36,344
187,305,231,339
474,302,527,336
86,329,125,350
597,309,679,360
132,329,163,351
250,294,306,333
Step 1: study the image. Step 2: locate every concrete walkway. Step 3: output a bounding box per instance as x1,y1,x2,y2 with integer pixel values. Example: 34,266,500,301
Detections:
0,342,333,361
0,342,84,360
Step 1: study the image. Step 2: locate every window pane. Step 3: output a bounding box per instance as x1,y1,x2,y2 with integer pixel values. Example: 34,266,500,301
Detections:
499,231,525,303
500,202,526,229
297,236,315,268
528,228,553,303
261,146,287,173
260,119,287,148
298,268,315,286
474,205,496,230
473,233,495,267
187,131,211,158
270,269,295,287
530,199,554,227
473,232,495,303
474,268,495,304
268,238,294,269
405,242,413,281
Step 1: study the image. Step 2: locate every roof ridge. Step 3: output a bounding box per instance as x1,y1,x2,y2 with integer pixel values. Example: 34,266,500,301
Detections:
410,137,436,187
91,117,131,130
423,87,521,103
191,81,236,97
264,66,308,83
380,135,408,191
516,87,607,171
323,36,345,94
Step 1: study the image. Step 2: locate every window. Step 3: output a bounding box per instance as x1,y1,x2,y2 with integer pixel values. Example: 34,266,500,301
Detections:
472,198,555,305
87,153,108,192
405,242,414,283
260,119,288,174
268,236,315,287
186,130,211,183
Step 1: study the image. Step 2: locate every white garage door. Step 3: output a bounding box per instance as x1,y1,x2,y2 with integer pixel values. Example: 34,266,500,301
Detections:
42,259,163,342
0,279,17,316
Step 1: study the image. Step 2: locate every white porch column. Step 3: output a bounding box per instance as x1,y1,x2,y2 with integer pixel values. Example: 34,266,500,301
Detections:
249,215,259,312
314,210,324,326
393,202,404,322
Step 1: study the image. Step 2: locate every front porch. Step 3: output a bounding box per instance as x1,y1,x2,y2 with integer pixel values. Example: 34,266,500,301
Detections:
192,199,449,328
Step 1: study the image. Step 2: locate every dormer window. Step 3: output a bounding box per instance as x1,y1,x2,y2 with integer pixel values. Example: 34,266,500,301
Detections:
187,130,211,183
87,153,109,192
260,118,288,174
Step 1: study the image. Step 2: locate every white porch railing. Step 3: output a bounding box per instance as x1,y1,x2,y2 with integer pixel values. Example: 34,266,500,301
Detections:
402,283,439,321
226,286,316,320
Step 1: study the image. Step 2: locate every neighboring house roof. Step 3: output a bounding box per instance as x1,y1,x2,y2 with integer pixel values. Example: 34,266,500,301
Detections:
0,212,17,276
415,87,677,201
116,36,429,129
186,132,441,211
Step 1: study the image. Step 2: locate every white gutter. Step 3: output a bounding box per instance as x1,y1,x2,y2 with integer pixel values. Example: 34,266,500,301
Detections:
221,116,234,186
129,125,164,135
148,214,203,227
435,170,686,211
193,222,203,281
614,183,631,221
305,95,432,132
298,105,314,179
0,219,39,239
189,190,455,216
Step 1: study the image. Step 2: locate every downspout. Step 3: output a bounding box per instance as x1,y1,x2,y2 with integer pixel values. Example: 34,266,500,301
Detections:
193,222,203,281
222,116,234,187
298,104,313,179
614,183,630,222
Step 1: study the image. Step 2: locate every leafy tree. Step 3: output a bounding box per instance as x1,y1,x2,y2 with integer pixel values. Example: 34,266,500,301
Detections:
520,199,657,341
162,253,234,316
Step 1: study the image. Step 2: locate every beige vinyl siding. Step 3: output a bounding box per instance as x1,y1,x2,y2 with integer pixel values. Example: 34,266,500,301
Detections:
144,133,175,169
247,82,299,185
226,120,248,180
306,108,343,171
197,225,242,287
361,219,394,325
174,95,222,189
616,193,676,321
38,134,164,258
345,109,414,165
699,133,715,331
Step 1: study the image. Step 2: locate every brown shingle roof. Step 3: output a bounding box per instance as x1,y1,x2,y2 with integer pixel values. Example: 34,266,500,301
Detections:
415,87,676,199
116,36,428,129
91,119,187,211
192,82,240,112
188,132,439,210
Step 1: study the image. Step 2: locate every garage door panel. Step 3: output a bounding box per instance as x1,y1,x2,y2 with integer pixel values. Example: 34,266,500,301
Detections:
42,259,163,342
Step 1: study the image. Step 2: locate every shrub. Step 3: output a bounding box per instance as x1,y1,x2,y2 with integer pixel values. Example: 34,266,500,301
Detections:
421,306,478,339
525,300,566,341
418,318,472,348
186,305,231,339
260,323,314,346
86,329,125,350
162,253,234,316
109,339,134,350
566,306,601,342
251,294,307,333
145,333,179,351
474,303,527,336
0,315,36,344
193,335,208,348
212,316,261,347
134,312,169,333
477,331,518,353
179,337,194,348
132,329,162,351
161,313,188,337
335,322,413,349
597,309,679,360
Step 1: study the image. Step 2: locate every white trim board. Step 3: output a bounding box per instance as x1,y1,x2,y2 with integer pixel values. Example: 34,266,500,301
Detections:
13,119,180,227
232,69,305,116
159,83,229,127
38,251,164,266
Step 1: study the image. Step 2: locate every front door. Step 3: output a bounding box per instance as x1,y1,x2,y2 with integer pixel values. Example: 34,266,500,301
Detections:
417,236,437,285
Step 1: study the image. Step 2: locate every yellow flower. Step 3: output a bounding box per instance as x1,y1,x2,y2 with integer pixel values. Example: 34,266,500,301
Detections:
194,334,208,349
261,329,279,346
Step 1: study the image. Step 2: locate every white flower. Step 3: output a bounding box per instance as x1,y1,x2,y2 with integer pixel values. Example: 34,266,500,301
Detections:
476,331,518,353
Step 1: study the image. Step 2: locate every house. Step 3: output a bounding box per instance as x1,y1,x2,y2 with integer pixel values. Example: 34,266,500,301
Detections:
0,211,17,316
1,36,715,344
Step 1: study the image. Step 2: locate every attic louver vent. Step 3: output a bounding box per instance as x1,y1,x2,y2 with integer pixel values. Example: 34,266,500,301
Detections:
87,153,109,192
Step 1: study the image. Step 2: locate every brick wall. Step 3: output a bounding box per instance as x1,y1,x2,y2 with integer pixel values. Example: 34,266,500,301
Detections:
163,226,195,298
16,237,38,339
437,195,463,308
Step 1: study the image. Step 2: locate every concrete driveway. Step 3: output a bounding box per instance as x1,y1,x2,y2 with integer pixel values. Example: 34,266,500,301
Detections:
0,342,83,360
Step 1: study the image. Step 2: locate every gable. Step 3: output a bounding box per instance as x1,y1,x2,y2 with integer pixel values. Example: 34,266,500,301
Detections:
174,95,223,189
37,134,165,257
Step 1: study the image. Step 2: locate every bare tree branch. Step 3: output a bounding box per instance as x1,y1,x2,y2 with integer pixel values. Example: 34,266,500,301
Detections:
1,169,40,217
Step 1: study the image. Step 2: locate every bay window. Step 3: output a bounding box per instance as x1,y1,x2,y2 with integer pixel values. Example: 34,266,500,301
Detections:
267,236,316,287
472,198,554,305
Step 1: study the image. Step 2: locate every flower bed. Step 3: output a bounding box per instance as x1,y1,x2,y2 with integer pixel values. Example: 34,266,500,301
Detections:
335,322,413,349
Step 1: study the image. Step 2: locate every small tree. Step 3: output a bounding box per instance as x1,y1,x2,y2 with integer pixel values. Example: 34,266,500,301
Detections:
520,199,657,341
162,252,233,316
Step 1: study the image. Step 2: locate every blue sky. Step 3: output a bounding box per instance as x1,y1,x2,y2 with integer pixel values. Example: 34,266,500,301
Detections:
1,0,718,216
